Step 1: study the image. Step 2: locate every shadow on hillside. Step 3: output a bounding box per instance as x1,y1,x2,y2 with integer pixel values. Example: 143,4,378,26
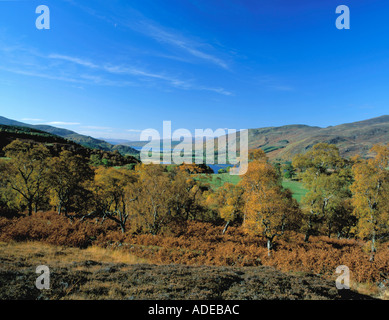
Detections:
0,209,23,219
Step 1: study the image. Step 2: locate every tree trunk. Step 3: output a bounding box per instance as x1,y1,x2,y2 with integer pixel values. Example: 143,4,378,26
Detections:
304,231,310,243
267,238,273,257
304,215,312,243
27,201,33,216
327,221,332,238
222,220,230,235
370,231,377,262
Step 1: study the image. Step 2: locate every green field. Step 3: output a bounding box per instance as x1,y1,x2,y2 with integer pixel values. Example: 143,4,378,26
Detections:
194,173,241,189
195,173,307,203
281,180,308,203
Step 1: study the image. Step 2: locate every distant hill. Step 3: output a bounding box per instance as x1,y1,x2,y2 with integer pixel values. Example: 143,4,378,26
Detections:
105,116,389,162
227,115,389,161
0,116,139,157
0,124,139,166
2,115,388,162
101,138,135,145
0,124,82,153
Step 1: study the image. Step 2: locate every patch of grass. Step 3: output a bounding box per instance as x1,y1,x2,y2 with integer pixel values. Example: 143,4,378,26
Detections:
194,173,241,189
282,180,308,203
195,174,307,203
0,241,147,268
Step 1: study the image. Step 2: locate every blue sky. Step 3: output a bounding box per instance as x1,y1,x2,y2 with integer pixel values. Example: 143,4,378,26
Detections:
0,0,388,140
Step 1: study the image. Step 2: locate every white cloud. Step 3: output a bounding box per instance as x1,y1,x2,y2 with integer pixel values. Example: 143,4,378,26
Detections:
103,65,187,88
198,86,233,96
133,20,229,70
81,125,113,130
0,66,82,84
126,129,142,132
48,54,98,69
63,1,230,70
0,35,232,95
45,121,80,126
21,118,44,122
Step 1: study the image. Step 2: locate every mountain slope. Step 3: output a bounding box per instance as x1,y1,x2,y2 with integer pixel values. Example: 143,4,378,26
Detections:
0,116,139,156
246,115,389,161
201,115,388,162
0,124,82,153
0,124,140,167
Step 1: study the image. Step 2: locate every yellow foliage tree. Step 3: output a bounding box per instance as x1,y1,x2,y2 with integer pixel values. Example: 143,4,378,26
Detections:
1,140,50,215
128,164,201,234
47,150,94,216
293,143,353,241
206,182,244,234
248,149,267,162
92,166,137,233
350,144,389,260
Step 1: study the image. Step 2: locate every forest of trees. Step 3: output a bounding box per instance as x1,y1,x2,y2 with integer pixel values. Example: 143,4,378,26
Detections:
0,139,388,259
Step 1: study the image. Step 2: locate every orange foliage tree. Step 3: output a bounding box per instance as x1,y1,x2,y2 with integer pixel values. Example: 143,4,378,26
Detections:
240,157,302,256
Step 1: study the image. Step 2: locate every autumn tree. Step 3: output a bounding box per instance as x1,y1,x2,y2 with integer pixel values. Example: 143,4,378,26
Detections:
126,164,174,235
206,183,244,234
168,169,203,221
0,140,50,215
240,157,302,256
92,166,137,233
47,150,94,216
350,144,389,260
282,163,296,180
292,143,353,241
125,164,204,234
179,163,213,174
248,149,267,161
328,198,356,239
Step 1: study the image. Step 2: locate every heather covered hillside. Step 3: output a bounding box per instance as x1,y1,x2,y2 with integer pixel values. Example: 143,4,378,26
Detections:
0,242,374,300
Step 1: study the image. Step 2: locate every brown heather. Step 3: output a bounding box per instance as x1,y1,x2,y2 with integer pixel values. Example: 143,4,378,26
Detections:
1,212,388,287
